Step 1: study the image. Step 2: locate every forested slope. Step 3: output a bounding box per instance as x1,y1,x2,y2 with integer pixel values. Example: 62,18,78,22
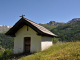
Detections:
0,33,13,49
51,21,80,42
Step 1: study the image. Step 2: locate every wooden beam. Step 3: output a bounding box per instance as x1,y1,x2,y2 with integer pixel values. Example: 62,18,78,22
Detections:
27,25,28,31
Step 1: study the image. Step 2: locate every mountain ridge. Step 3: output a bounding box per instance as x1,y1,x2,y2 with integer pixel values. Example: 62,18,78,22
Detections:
67,18,80,23
0,25,12,33
40,18,80,25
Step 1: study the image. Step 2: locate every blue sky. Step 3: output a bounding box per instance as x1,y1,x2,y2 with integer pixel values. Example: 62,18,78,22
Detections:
0,0,80,26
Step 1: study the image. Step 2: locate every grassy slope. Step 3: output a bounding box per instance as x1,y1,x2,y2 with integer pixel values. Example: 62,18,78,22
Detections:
19,42,80,60
41,24,57,30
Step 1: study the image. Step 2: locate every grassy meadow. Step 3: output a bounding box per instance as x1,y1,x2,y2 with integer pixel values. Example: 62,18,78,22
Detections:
18,41,80,60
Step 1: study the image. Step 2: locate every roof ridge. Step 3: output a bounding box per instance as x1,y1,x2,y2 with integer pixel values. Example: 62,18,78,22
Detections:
23,17,56,36
25,18,39,25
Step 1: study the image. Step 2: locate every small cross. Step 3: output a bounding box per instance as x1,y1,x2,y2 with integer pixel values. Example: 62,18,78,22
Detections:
20,14,25,18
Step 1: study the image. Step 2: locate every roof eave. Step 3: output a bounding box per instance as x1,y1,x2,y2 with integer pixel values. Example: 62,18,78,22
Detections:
37,33,56,37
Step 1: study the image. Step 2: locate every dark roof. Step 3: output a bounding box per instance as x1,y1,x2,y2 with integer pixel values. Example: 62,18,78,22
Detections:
5,17,56,37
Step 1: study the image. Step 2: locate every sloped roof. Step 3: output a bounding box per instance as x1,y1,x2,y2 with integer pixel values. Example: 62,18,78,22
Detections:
5,17,56,37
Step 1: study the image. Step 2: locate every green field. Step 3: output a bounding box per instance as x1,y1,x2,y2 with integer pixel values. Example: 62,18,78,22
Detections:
18,41,80,60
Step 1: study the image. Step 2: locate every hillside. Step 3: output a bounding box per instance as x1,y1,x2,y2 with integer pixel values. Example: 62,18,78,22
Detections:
18,42,80,60
39,21,65,30
51,21,80,42
0,33,14,49
40,24,57,30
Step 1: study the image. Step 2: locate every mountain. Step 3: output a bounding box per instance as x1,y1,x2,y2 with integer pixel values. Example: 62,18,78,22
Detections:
51,21,80,42
67,18,80,23
39,21,65,30
47,21,65,25
0,25,12,33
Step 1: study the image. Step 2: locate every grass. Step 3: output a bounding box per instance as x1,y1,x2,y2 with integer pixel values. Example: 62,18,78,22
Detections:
18,41,80,60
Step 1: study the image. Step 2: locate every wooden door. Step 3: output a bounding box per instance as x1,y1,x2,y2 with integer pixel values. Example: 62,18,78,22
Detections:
24,37,31,53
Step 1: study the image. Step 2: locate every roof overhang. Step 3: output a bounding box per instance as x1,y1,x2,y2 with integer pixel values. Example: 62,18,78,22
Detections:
5,18,43,37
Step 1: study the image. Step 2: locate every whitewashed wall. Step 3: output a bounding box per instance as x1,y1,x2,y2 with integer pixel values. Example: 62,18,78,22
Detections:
14,25,41,54
41,37,52,51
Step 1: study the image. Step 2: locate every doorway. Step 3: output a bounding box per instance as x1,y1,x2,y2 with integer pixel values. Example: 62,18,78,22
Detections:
24,37,31,53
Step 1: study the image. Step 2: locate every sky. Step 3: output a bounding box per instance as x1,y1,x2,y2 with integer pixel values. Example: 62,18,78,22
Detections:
0,0,80,26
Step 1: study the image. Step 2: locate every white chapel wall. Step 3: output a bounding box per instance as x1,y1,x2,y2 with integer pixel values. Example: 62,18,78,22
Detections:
41,36,53,51
14,25,41,54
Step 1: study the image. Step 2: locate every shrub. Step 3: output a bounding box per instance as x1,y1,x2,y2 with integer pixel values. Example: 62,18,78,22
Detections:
4,49,13,56
52,38,59,44
0,49,13,59
0,52,3,58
